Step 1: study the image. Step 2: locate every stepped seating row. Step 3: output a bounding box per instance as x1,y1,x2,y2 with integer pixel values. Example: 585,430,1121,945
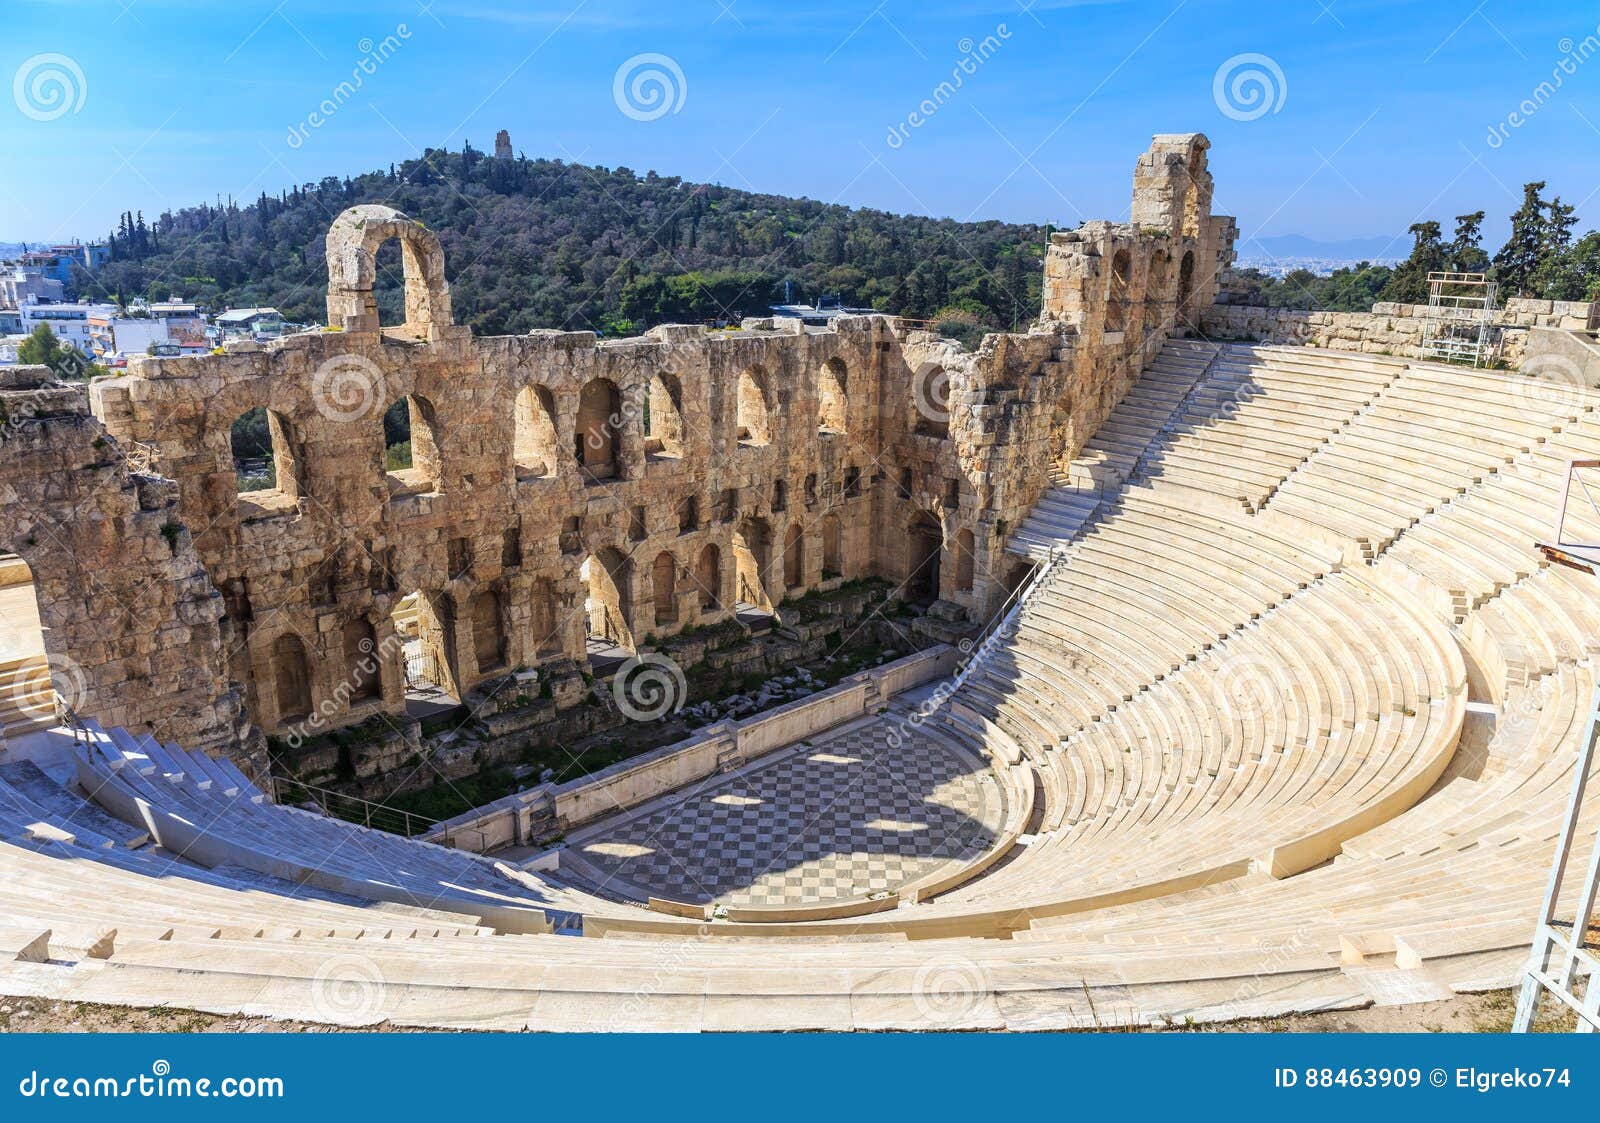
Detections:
1377,414,1600,619
0,768,506,954
945,568,1464,909
1131,345,1401,511
982,488,1341,747
1066,340,1219,491
69,721,625,932
1267,361,1597,557
1012,341,1221,559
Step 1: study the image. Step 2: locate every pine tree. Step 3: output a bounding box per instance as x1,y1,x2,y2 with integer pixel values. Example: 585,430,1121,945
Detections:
1493,182,1549,297
1447,211,1489,274
1379,221,1445,304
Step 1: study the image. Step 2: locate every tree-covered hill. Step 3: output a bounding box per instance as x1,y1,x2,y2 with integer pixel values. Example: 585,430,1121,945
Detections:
83,143,1051,339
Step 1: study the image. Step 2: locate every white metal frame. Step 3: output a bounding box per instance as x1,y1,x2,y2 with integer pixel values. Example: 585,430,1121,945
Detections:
1421,271,1498,368
1514,460,1600,1031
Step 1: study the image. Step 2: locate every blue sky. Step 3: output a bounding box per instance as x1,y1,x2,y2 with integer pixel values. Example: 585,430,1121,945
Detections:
3,0,1599,257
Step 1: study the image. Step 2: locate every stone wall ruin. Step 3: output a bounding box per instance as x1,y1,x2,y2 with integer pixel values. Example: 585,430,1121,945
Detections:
1,133,1233,767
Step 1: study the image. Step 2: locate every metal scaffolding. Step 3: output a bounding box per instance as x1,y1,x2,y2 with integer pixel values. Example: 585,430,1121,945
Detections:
1420,271,1498,367
1514,460,1600,1031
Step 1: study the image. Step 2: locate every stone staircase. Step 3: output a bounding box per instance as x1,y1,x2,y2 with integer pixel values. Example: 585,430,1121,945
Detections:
0,654,55,739
1007,338,1221,560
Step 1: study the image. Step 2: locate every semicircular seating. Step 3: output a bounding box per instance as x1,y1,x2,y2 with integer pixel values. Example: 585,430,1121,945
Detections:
1,340,1598,1030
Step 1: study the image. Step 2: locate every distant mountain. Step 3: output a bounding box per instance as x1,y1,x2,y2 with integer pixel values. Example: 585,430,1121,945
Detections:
1237,233,1408,261
0,243,29,261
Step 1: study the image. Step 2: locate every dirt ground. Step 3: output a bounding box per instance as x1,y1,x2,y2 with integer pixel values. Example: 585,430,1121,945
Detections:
0,987,1578,1034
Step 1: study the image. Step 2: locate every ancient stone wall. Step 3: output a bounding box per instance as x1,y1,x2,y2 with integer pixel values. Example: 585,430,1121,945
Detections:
0,132,1228,756
1200,297,1599,365
0,368,256,769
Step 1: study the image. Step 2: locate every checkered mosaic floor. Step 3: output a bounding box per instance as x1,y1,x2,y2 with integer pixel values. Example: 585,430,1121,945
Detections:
570,719,1005,907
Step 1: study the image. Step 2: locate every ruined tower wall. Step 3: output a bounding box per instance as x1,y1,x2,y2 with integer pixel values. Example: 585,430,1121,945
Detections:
0,370,256,769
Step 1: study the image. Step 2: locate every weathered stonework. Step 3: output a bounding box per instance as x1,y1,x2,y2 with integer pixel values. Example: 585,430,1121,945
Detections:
1201,297,1599,365
0,368,257,769
1,133,1233,764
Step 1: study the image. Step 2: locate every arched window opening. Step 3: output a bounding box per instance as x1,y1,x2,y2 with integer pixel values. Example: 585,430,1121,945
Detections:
819,357,847,434
583,548,633,658
232,407,300,501
384,395,441,492
577,378,621,481
912,366,949,438
732,518,772,613
652,551,678,624
0,554,56,733
678,494,699,535
514,384,560,480
1145,249,1171,332
343,617,383,703
736,366,771,446
391,589,457,701
645,371,686,460
695,544,721,611
272,633,313,724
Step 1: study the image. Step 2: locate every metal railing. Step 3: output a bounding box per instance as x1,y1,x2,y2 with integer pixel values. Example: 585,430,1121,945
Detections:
947,545,1065,695
270,774,440,839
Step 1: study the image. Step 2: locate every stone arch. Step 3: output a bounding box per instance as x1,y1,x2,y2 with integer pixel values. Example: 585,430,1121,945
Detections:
954,528,976,592
1107,249,1132,333
342,615,383,703
471,587,506,674
694,544,721,611
732,517,772,610
822,514,842,577
577,377,622,481
584,547,633,650
651,550,678,624
271,632,313,724
513,384,560,479
736,365,771,446
230,406,301,500
905,512,943,606
645,370,686,460
782,521,804,590
325,204,453,339
818,357,847,434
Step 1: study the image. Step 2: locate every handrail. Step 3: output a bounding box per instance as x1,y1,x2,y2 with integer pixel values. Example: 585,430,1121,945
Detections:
270,773,440,840
947,544,1065,695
